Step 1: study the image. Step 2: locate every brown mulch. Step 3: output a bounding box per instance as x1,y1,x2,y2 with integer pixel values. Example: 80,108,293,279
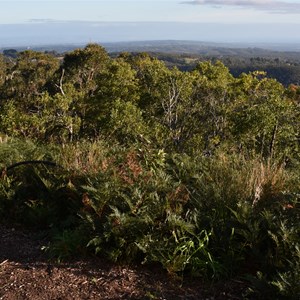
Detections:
0,224,247,300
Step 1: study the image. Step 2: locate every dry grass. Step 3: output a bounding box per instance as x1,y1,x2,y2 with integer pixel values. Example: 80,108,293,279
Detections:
58,140,109,175
249,159,287,207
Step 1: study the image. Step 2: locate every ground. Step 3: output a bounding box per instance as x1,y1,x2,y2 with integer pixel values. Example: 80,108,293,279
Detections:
0,224,246,300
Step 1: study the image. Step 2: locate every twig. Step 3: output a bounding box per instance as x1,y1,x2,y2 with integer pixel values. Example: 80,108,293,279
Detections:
6,160,58,172
1,160,60,177
0,259,9,266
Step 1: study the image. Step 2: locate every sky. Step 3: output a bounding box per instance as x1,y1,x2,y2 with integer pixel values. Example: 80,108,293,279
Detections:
0,0,300,46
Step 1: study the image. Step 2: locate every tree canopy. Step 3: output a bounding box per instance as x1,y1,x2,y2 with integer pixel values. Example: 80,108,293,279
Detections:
0,45,299,160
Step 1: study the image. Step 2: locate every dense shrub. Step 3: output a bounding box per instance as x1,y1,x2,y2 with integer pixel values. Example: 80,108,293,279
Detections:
0,46,299,298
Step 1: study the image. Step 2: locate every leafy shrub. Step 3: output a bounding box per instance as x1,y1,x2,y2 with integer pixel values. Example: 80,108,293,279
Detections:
78,149,217,276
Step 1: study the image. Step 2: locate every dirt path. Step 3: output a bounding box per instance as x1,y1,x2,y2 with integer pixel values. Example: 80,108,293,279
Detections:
0,224,246,299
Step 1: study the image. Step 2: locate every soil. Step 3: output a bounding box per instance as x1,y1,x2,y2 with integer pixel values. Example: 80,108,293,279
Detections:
0,224,247,299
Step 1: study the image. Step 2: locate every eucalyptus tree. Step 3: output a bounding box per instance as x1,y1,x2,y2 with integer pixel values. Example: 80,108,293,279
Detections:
125,58,235,153
189,61,235,154
158,67,199,151
61,43,110,96
231,71,297,159
81,57,142,140
125,53,169,118
0,51,59,138
3,50,59,102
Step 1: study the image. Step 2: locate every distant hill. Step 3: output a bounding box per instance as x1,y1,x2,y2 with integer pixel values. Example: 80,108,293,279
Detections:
1,40,300,85
103,40,300,58
1,40,300,57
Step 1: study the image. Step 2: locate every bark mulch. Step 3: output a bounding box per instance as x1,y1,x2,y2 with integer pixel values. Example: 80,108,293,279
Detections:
0,224,247,299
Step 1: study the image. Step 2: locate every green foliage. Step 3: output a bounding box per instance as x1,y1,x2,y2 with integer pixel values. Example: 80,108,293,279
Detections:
44,226,90,262
84,59,140,135
2,50,59,101
0,54,6,87
62,43,109,93
77,149,216,277
0,174,15,218
0,138,80,228
0,45,299,298
126,52,169,117
231,72,297,158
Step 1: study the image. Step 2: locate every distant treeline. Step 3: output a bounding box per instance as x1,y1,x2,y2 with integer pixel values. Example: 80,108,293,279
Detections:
149,52,300,86
2,43,300,86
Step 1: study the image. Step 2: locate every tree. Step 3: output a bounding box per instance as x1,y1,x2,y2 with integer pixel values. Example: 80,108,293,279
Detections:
3,50,59,102
61,43,110,95
231,72,297,159
0,51,60,138
159,68,199,150
126,53,169,118
124,54,199,150
3,49,18,59
82,58,140,137
0,54,6,88
190,61,235,154
42,91,82,142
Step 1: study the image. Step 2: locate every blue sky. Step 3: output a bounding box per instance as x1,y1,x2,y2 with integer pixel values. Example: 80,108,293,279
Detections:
1,0,300,24
0,1,300,46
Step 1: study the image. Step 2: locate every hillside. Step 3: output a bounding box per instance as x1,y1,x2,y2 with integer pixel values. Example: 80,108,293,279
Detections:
2,40,300,86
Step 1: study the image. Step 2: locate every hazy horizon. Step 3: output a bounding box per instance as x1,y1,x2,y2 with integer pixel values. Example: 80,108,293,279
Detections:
1,21,300,50
1,1,300,49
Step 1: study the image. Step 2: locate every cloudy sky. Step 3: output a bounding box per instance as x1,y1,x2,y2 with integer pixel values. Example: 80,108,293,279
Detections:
0,0,300,46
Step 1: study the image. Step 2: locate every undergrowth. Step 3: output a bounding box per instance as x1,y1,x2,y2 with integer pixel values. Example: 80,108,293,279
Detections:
0,138,299,299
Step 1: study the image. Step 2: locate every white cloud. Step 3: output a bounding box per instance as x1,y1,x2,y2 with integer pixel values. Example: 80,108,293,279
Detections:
181,0,300,14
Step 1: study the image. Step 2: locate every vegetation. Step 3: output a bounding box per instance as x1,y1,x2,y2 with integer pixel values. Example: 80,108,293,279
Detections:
3,41,300,86
0,44,299,299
